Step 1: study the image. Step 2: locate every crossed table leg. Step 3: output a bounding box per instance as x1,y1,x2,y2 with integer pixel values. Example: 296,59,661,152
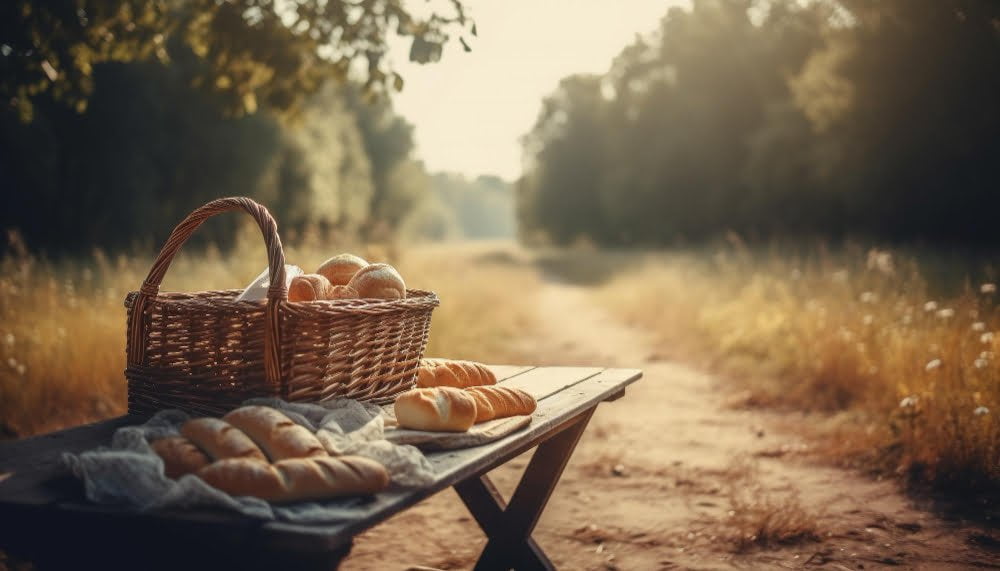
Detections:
454,407,597,570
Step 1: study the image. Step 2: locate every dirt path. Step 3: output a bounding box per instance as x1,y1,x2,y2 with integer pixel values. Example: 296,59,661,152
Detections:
344,276,1000,570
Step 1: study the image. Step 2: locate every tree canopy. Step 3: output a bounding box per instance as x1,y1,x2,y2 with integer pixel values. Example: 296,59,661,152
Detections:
1,0,472,121
517,0,1000,246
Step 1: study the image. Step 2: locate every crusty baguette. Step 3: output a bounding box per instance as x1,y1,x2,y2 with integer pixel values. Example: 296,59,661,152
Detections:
394,387,477,432
180,418,267,462
416,358,496,389
197,456,389,503
150,436,210,479
466,386,537,423
222,406,327,461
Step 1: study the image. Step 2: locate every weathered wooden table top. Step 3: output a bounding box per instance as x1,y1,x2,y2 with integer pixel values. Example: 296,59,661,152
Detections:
0,366,641,568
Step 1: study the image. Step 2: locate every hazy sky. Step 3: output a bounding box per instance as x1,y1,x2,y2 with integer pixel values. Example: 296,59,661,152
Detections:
388,1,686,181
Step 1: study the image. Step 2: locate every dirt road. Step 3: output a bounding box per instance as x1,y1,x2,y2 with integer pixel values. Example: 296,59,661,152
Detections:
344,275,1000,570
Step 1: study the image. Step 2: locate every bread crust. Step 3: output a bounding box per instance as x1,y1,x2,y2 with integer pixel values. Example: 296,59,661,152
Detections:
222,406,327,461
288,273,333,302
394,387,477,432
150,436,211,479
466,386,537,422
316,253,368,286
180,418,267,462
347,263,406,299
197,456,389,503
416,358,496,389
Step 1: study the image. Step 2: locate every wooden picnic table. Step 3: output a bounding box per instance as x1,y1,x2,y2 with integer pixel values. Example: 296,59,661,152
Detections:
0,365,641,570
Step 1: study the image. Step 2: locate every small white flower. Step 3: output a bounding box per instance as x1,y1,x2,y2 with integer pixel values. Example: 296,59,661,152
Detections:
981,332,995,344
6,358,16,369
972,322,986,332
862,314,874,326
982,283,996,294
925,359,942,371
924,301,938,312
3,333,13,347
937,308,955,319
15,364,25,375
974,406,990,416
975,358,989,369
860,292,877,304
900,396,918,408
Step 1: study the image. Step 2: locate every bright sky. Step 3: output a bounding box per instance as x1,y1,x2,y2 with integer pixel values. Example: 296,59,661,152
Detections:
388,1,687,181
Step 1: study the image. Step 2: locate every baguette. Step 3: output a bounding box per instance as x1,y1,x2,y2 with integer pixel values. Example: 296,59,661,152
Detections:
222,406,327,461
394,387,477,432
466,386,537,423
416,358,496,389
180,418,267,462
197,456,389,503
150,436,211,479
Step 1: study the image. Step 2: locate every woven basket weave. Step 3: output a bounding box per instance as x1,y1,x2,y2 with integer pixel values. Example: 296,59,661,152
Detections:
124,197,439,416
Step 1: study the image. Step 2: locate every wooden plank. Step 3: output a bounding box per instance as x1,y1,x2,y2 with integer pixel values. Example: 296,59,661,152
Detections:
499,366,604,400
0,367,642,556
487,364,534,381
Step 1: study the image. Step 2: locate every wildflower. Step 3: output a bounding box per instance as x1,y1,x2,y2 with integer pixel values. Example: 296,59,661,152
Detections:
981,332,995,344
974,406,990,416
900,396,918,408
936,308,955,319
982,283,997,294
862,314,874,326
6,358,15,369
15,364,25,375
924,301,938,312
866,250,895,275
972,322,986,332
3,333,12,347
925,359,942,371
860,292,877,304
975,358,989,369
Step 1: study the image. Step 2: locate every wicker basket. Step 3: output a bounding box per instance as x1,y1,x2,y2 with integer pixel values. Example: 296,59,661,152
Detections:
124,197,439,416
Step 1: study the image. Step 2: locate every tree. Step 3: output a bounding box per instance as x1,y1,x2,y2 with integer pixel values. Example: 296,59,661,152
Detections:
1,0,472,122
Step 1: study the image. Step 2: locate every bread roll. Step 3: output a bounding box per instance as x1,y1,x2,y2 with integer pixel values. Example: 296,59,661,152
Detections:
416,358,496,389
466,386,537,423
180,418,267,462
394,387,477,432
150,436,210,479
197,456,389,503
222,406,327,461
347,263,406,299
328,284,358,299
316,253,368,286
288,273,333,302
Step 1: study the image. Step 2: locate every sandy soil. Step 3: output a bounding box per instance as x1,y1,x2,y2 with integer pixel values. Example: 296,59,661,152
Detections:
343,275,1000,570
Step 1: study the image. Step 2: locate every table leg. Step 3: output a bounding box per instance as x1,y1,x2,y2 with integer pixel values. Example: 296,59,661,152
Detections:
454,407,596,571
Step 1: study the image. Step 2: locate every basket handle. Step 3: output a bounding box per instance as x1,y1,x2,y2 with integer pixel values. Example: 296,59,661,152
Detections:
127,197,286,388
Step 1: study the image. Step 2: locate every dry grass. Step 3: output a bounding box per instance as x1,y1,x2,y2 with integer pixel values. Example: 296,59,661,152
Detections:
0,230,539,437
591,245,1000,490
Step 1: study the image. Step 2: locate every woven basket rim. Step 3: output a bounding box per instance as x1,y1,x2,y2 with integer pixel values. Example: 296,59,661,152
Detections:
125,288,440,313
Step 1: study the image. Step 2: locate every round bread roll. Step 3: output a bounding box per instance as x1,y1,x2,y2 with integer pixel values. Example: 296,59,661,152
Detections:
328,284,358,299
316,253,369,286
288,273,332,302
347,263,406,299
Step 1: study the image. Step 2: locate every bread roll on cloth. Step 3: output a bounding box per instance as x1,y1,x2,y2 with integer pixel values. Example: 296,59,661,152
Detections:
222,406,327,461
417,358,496,389
180,418,267,462
347,263,406,299
466,385,537,423
197,456,389,503
316,253,368,286
394,387,477,432
150,436,210,478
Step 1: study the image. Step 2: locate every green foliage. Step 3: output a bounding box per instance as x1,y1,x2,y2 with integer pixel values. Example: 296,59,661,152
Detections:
518,0,1000,246
1,0,472,121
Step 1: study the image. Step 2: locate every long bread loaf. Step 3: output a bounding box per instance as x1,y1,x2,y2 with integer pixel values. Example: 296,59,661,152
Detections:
394,387,478,432
416,358,496,389
180,418,267,462
150,436,211,478
197,456,389,503
465,386,537,423
222,406,327,461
